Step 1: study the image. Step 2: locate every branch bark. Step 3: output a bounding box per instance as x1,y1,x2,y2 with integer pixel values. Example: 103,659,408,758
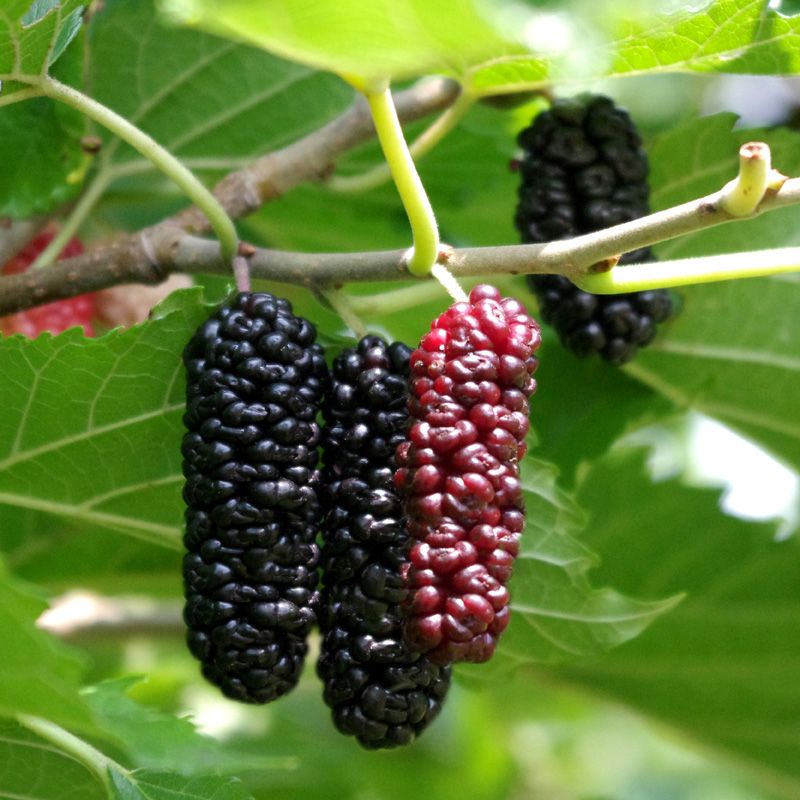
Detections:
3,171,799,315
0,77,460,315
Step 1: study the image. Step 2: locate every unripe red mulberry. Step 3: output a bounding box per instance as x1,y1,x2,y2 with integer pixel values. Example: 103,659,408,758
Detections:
182,292,328,703
317,336,451,749
395,285,541,664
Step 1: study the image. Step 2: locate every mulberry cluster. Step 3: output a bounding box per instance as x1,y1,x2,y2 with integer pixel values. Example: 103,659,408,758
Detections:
181,292,328,703
317,336,451,749
395,285,541,664
514,94,673,364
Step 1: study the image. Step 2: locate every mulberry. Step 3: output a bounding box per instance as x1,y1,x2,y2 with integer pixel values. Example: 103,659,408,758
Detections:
514,94,673,364
395,285,541,664
181,292,328,704
317,336,451,749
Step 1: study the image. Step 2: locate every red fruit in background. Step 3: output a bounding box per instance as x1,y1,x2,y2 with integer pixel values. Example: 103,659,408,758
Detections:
1,230,96,337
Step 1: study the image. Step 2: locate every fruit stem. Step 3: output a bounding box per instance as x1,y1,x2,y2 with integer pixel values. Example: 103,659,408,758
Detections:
576,246,800,293
321,288,368,338
431,262,469,303
16,714,114,791
31,171,112,269
364,83,439,277
233,255,251,293
719,142,774,217
34,76,239,263
327,88,474,194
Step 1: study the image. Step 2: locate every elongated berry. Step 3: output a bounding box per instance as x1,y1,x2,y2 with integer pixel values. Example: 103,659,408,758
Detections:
181,292,328,703
317,335,451,749
514,94,673,364
395,285,541,664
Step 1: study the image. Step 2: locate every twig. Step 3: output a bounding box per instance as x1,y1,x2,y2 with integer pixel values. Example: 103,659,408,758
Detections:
0,77,460,315
3,168,800,315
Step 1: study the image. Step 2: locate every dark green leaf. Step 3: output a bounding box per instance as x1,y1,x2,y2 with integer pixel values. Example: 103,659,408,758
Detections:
559,447,800,794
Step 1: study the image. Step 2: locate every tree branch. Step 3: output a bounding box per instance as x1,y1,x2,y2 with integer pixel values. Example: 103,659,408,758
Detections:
3,169,799,315
0,77,461,315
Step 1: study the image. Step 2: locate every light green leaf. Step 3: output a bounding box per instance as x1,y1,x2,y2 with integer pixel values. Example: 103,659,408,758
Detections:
560,447,800,795
0,719,105,800
611,0,800,76
110,766,255,800
85,678,284,774
0,288,215,554
158,0,519,84
0,561,91,729
0,0,84,83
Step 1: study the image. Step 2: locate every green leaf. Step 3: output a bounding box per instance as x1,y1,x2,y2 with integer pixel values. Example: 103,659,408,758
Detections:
619,114,800,472
85,0,353,220
0,0,84,83
611,0,800,77
0,719,105,800
0,95,84,216
0,288,214,555
158,0,519,84
85,678,280,774
462,457,680,676
0,561,91,729
559,446,800,795
109,766,254,800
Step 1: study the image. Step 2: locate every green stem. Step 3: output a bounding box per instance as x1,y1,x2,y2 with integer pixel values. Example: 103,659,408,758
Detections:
576,247,800,294
16,714,115,791
365,84,439,277
328,89,474,194
33,76,238,262
0,85,44,108
31,171,112,269
321,288,368,338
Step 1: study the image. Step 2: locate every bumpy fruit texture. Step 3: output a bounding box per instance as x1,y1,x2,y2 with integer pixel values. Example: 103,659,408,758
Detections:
0,231,96,337
317,336,451,749
514,94,673,365
181,292,328,703
395,285,541,664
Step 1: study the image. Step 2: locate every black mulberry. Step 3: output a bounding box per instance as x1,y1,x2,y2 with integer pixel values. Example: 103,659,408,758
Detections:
182,292,328,703
317,335,451,749
395,285,541,664
514,94,674,365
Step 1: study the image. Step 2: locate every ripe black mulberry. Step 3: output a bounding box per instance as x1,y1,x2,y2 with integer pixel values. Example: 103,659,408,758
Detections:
514,94,673,364
317,335,451,749
181,292,328,703
395,285,541,664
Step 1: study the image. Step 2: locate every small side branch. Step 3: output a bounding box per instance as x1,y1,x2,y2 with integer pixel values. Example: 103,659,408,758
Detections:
3,132,800,313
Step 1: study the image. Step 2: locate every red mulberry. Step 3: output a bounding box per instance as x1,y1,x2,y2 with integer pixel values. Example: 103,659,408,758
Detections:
181,292,328,703
395,285,541,664
317,336,451,749
514,94,673,364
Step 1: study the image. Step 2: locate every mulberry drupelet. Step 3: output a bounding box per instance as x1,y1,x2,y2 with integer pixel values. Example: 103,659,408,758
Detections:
514,94,673,364
317,336,451,749
395,285,541,664
181,292,328,704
